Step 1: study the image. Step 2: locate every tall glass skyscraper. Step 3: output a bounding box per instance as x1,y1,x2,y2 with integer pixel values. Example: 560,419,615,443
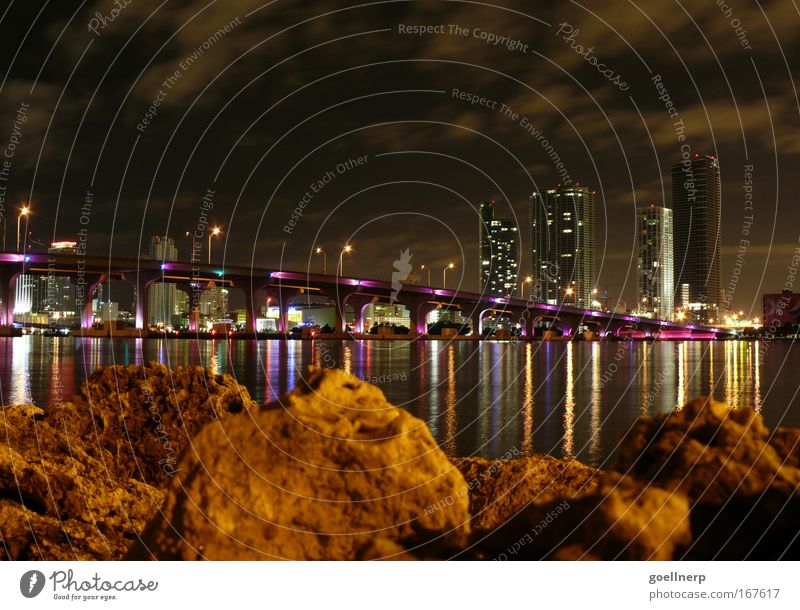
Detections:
529,185,596,308
478,201,519,296
671,154,721,323
636,204,674,320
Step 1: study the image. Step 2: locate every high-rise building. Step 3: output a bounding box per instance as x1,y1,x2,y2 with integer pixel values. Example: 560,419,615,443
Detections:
529,185,596,307
148,235,178,261
672,154,721,323
148,282,179,326
200,287,229,321
479,200,495,290
147,235,179,326
478,201,519,296
636,204,674,320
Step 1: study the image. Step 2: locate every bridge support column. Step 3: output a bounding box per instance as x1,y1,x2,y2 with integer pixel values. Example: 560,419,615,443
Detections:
522,312,535,338
245,287,265,334
265,288,298,333
327,289,359,334
131,271,162,330
467,308,485,337
175,281,206,332
345,296,374,334
0,267,18,327
78,274,106,329
402,297,436,335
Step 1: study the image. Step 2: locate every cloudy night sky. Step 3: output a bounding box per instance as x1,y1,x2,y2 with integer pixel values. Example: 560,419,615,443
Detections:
0,0,798,313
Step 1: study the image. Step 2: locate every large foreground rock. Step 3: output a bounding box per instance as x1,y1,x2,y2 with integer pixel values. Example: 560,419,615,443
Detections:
0,364,254,560
615,397,800,559
133,367,471,560
475,473,691,560
454,455,600,532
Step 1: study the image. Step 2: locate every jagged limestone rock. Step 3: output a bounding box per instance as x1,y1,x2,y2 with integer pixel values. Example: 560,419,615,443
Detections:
134,367,471,560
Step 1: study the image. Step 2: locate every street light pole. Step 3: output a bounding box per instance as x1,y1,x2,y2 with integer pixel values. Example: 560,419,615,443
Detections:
17,205,29,253
208,226,221,264
185,231,197,262
443,262,454,288
338,244,352,276
420,265,431,286
316,247,327,274
520,276,532,298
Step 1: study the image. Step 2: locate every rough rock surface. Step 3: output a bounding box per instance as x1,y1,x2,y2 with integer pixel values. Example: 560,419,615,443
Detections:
475,473,691,560
0,363,255,560
615,396,800,559
454,455,600,532
133,366,471,560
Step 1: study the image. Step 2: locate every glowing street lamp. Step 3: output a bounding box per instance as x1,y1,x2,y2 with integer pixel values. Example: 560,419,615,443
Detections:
420,264,431,286
443,262,455,288
338,244,352,276
208,226,221,264
315,247,327,274
184,231,198,263
520,275,532,297
17,205,29,253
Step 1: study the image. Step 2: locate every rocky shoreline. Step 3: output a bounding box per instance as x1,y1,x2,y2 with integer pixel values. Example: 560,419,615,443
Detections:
1,364,798,560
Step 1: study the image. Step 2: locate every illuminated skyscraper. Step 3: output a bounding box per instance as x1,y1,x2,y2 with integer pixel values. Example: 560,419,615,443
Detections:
672,154,721,323
636,204,674,320
478,201,519,296
147,235,179,326
529,185,596,307
148,235,178,261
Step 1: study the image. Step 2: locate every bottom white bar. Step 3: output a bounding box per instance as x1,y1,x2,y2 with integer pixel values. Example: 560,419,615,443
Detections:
0,561,795,608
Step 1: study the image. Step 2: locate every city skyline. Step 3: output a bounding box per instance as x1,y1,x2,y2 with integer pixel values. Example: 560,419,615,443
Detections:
0,2,794,319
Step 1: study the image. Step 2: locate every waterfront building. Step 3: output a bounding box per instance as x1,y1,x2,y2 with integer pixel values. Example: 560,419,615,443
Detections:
672,154,721,323
636,204,675,320
529,185,596,307
478,200,519,296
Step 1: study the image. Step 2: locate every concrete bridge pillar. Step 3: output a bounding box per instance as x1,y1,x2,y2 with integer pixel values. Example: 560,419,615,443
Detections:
78,274,106,329
401,296,436,335
264,287,299,333
175,281,206,332
244,287,266,334
467,308,484,337
131,271,162,330
0,267,19,326
522,312,535,338
327,289,359,333
345,295,374,334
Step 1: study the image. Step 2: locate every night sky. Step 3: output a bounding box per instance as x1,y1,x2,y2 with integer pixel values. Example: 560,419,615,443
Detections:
0,0,798,315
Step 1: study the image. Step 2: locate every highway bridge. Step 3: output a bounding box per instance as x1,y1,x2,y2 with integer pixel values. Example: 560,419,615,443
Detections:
0,252,734,338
